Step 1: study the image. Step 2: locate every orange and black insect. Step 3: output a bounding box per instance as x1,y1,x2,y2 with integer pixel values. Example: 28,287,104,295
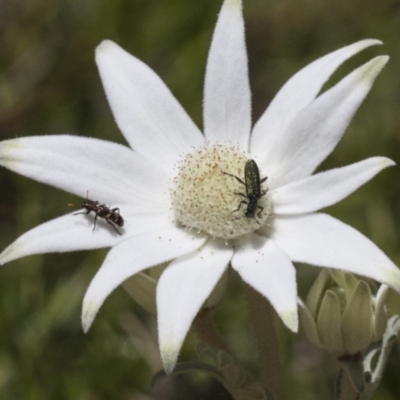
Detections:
74,198,124,235
222,159,268,222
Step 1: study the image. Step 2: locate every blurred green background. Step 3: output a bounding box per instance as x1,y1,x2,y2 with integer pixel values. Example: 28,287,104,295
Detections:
1,0,400,398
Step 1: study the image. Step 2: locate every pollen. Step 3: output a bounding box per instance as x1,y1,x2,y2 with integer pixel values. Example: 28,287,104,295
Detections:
171,144,272,239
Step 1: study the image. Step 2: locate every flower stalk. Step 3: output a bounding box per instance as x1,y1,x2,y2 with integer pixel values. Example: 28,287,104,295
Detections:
193,308,272,400
244,282,285,400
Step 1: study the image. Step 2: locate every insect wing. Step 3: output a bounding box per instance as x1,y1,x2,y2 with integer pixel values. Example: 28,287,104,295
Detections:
244,160,261,198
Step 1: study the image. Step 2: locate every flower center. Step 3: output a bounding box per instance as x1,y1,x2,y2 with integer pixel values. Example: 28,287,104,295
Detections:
172,144,272,239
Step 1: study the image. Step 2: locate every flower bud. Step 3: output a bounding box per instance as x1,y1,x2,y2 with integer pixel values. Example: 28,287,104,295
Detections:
299,269,389,355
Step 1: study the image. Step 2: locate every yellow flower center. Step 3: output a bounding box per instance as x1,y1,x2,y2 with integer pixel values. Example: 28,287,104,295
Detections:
172,144,272,239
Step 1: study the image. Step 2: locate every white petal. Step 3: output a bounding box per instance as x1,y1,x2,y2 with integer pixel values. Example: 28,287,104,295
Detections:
262,56,388,187
0,214,120,264
273,157,394,214
272,213,400,293
157,239,232,373
96,40,204,170
0,135,169,209
251,39,382,159
231,234,298,332
82,225,206,333
0,212,171,265
203,0,251,148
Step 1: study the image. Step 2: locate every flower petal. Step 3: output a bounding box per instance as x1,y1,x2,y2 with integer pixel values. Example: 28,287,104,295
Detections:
262,56,388,187
82,225,206,333
0,214,119,264
317,290,343,353
231,234,298,332
251,39,382,159
341,281,374,352
304,268,331,318
0,212,171,265
272,213,400,293
157,239,232,373
203,0,251,148
0,135,169,209
298,298,322,348
96,40,204,170
273,157,394,214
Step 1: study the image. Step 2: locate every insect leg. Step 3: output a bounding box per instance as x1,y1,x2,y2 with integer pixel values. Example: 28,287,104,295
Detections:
222,171,246,186
232,200,248,214
111,208,120,214
73,209,91,216
234,192,247,198
256,205,264,219
106,219,122,235
93,214,98,231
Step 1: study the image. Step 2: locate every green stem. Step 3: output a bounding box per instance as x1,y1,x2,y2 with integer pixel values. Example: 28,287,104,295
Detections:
193,308,269,400
335,368,361,400
243,282,285,400
192,308,232,354
335,354,364,400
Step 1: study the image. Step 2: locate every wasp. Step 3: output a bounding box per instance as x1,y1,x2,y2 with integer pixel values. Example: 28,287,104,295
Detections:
74,197,124,235
222,159,268,222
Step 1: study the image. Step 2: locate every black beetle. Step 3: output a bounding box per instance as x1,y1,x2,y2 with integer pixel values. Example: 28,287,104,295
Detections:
222,159,268,222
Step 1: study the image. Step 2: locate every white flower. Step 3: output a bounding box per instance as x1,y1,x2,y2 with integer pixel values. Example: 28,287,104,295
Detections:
0,0,399,373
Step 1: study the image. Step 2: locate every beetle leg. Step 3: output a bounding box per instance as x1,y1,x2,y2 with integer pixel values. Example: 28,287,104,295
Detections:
256,205,264,219
73,209,91,216
111,208,120,214
222,171,246,186
106,219,122,235
260,176,268,184
92,214,98,231
233,200,248,214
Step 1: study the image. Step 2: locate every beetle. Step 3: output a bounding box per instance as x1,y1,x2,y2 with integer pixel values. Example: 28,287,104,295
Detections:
74,197,124,235
222,159,268,222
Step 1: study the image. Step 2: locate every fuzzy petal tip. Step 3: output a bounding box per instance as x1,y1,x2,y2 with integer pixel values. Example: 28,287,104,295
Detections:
0,243,21,265
96,39,116,56
359,56,389,86
280,308,299,332
0,138,21,170
160,342,180,375
385,267,400,294
223,0,242,10
381,157,396,168
81,298,99,333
